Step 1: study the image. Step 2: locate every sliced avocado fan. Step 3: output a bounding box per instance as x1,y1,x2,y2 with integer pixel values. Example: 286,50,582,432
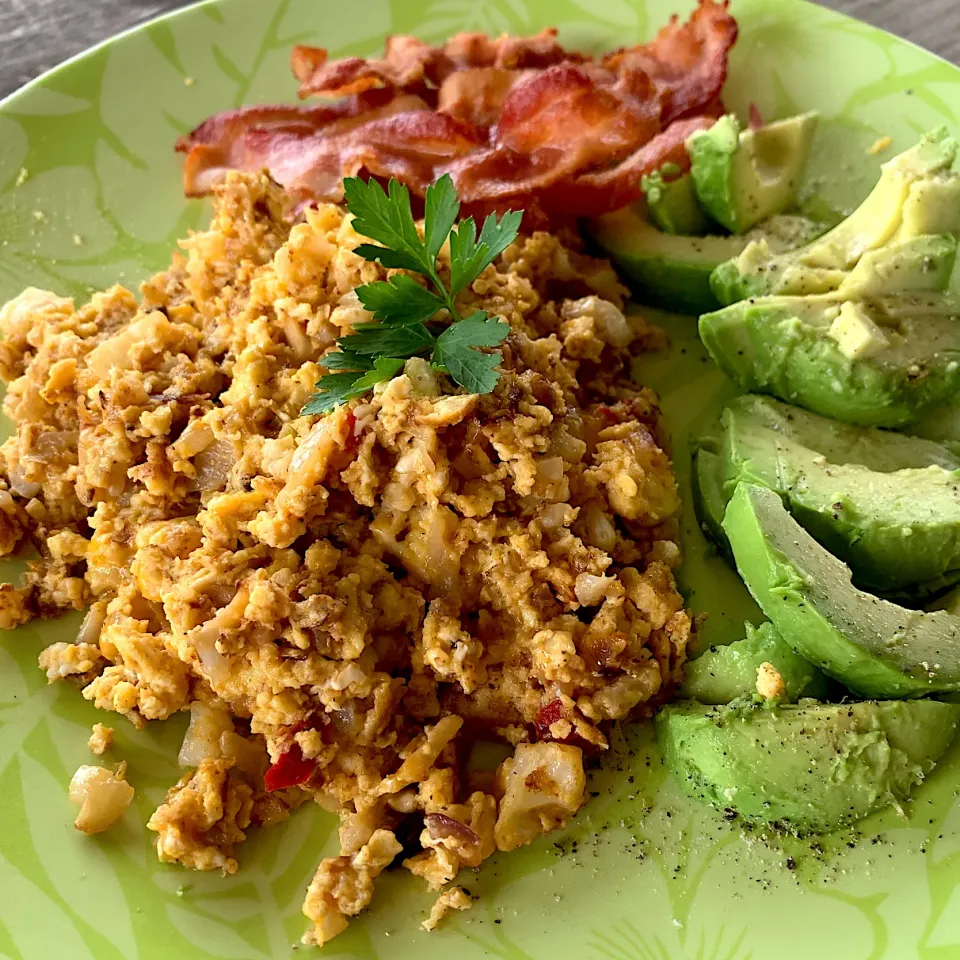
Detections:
714,396,960,591
722,482,960,698
587,208,823,315
698,293,960,427
681,621,829,704
657,698,960,833
687,112,819,234
710,128,960,306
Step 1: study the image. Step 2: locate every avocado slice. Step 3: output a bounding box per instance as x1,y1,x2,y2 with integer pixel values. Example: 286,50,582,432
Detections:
722,482,960,698
681,621,829,704
835,235,958,299
657,698,960,833
588,208,824,315
717,395,960,590
641,165,713,235
710,128,960,305
930,585,960,616
911,397,960,455
698,293,960,427
688,112,819,234
692,447,730,552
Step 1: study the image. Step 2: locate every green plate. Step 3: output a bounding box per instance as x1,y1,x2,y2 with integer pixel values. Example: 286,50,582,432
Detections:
1,1,959,957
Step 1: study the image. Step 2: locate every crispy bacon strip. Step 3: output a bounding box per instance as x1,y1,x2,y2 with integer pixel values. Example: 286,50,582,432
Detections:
293,28,578,100
238,111,483,207
292,36,444,100
543,114,716,216
441,28,581,71
495,64,658,164
437,68,530,127
603,0,737,124
176,1,739,221
176,91,428,197
447,65,660,205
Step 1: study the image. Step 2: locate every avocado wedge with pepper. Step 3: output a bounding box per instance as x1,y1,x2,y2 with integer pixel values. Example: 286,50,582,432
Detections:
657,698,960,832
687,112,819,234
716,395,960,590
588,208,823,314
692,447,730,552
641,165,713,235
681,621,829,704
698,293,960,427
723,482,960,698
710,128,960,306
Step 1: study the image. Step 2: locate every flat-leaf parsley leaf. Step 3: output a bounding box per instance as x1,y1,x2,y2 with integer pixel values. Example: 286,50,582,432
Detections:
355,274,445,326
302,358,405,415
303,175,521,415
433,313,511,395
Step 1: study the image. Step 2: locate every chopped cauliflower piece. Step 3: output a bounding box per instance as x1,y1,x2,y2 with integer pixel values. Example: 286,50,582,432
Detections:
88,723,115,755
70,762,134,834
494,742,586,851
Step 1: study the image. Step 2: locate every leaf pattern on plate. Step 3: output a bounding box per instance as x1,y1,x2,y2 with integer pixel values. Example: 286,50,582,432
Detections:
2,0,960,958
2,86,93,117
19,751,139,960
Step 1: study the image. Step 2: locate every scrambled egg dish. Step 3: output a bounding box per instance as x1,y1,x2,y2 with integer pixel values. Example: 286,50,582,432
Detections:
0,173,690,945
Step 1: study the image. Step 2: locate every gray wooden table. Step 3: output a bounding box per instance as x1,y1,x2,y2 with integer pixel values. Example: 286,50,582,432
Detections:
0,0,958,100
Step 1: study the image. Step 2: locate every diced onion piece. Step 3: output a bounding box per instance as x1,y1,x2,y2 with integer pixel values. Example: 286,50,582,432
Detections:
192,629,230,686
178,701,234,768
171,421,214,459
328,663,367,692
540,504,572,530
193,438,237,491
69,764,134,834
537,457,565,482
76,601,108,646
8,465,40,498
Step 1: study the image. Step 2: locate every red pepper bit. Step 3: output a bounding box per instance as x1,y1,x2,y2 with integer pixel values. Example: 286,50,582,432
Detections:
533,697,600,754
264,741,316,792
344,410,357,442
594,404,615,424
534,698,566,741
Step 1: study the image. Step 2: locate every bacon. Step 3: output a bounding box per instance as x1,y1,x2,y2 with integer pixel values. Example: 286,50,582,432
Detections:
496,65,657,165
176,90,428,197
176,0,739,222
602,0,738,124
437,68,530,127
441,28,581,72
293,36,445,100
443,64,659,205
293,28,579,101
547,114,717,216
243,111,483,206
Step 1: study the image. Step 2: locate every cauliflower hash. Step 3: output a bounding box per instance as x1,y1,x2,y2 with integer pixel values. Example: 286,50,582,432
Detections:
0,172,690,945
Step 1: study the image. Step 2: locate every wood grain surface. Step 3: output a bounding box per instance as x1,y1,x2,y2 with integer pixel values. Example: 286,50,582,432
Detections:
0,0,958,100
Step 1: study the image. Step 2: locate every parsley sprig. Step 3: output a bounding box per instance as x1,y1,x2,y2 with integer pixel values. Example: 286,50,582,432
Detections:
302,175,522,416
